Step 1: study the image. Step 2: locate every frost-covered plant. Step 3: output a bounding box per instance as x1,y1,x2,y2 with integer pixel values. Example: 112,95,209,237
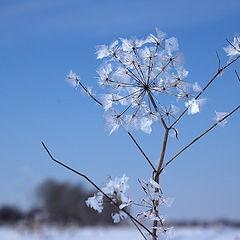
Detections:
42,30,240,240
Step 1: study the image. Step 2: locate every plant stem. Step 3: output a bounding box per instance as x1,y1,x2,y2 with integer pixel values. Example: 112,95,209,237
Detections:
161,104,240,172
41,141,152,236
170,55,240,129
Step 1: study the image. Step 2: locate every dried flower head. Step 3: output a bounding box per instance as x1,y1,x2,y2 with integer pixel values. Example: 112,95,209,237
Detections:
96,29,201,134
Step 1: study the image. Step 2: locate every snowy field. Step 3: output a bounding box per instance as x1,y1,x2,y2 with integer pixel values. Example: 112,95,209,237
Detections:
1,226,240,240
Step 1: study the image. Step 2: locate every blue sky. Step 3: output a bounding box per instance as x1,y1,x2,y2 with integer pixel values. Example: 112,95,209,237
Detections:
0,0,239,220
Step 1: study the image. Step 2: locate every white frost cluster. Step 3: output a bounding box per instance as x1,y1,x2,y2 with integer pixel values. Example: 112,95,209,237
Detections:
85,174,131,223
137,178,173,227
214,111,228,127
185,98,205,115
224,35,240,58
95,29,201,134
66,70,80,87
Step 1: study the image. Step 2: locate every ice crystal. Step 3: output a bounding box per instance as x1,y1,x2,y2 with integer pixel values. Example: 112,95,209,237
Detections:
214,111,228,127
224,35,240,57
136,178,172,233
85,193,103,213
96,29,200,134
86,174,131,223
66,70,80,87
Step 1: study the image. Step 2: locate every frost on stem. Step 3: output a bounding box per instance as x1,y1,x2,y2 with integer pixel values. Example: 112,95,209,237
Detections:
214,111,229,127
136,178,174,234
224,35,240,58
85,174,132,223
66,70,80,87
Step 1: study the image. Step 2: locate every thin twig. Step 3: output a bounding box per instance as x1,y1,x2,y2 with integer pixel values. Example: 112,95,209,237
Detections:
128,132,156,172
235,70,240,83
170,55,240,129
41,141,152,236
78,81,103,106
130,218,148,240
226,39,240,54
216,51,221,70
161,105,240,172
77,78,152,171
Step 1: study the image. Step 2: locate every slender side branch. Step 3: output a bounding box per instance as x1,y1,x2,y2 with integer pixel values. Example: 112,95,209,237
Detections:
41,141,152,236
235,70,240,83
78,79,152,171
170,55,240,129
130,218,148,240
78,81,103,106
161,105,240,172
127,132,156,172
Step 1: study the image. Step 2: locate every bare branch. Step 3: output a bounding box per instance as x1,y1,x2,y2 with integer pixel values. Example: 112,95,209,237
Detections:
130,218,148,240
41,141,152,236
216,51,221,70
226,39,240,54
161,105,240,173
77,80,152,172
127,132,156,172
235,70,240,83
170,55,240,129
78,81,103,106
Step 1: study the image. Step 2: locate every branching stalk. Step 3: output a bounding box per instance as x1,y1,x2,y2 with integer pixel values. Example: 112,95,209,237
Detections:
41,141,152,236
161,105,240,172
170,55,240,129
128,132,156,172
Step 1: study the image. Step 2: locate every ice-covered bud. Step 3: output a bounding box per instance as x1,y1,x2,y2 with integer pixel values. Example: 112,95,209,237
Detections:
146,28,166,46
214,111,228,127
111,211,128,223
149,178,160,189
105,112,122,135
121,38,146,52
175,67,189,80
192,82,202,92
97,64,113,86
85,193,103,213
139,117,154,134
224,35,240,57
66,70,80,87
102,174,129,196
101,94,123,111
161,104,179,120
96,40,119,59
165,37,179,55
185,99,203,115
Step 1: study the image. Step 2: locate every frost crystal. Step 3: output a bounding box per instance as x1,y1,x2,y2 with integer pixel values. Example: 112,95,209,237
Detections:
85,174,131,223
136,178,172,233
214,111,228,127
66,70,80,87
85,193,103,213
95,29,199,134
111,211,128,223
224,35,240,57
185,98,205,115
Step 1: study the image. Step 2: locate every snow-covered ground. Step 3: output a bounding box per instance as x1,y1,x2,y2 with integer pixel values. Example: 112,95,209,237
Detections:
0,226,240,240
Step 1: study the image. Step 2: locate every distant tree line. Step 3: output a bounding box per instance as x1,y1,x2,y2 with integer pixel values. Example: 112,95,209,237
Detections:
0,179,124,226
1,179,240,228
